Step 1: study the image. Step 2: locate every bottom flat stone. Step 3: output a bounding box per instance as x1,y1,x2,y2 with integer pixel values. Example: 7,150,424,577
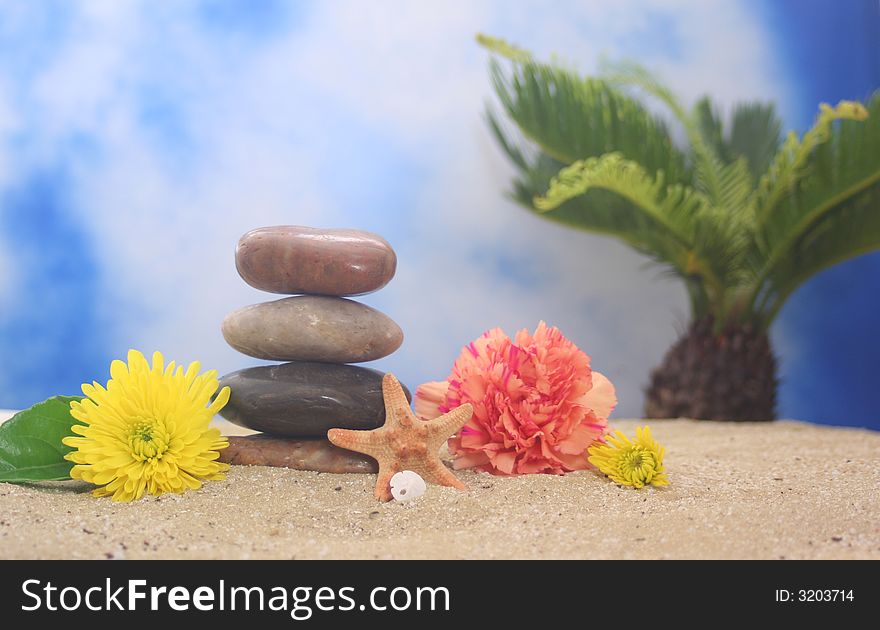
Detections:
219,435,378,474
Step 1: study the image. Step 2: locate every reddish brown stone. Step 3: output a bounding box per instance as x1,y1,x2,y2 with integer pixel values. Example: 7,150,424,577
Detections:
235,226,397,296
219,435,378,473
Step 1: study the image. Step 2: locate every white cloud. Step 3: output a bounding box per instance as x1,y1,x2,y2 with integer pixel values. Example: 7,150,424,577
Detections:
291,0,492,134
0,0,795,416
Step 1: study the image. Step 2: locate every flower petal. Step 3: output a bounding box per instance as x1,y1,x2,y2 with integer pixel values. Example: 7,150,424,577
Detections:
451,450,491,470
584,371,617,418
414,380,449,419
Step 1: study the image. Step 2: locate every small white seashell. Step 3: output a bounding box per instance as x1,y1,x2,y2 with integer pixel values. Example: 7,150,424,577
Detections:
390,470,426,502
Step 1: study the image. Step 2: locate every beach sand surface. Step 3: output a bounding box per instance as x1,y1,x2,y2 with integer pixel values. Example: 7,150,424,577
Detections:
0,418,878,559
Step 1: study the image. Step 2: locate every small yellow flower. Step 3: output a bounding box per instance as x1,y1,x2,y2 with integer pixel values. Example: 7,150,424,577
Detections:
62,350,231,502
588,425,668,488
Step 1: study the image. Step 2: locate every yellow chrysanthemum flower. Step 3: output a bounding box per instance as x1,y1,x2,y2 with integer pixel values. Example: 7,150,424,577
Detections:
62,350,231,502
588,425,669,488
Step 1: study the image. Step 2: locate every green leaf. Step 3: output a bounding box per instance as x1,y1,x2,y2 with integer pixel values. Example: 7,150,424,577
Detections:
755,100,870,221
533,153,736,295
694,96,730,163
758,182,880,325
727,102,783,181
747,93,880,325
716,156,755,215
486,109,529,171
0,396,84,483
476,33,532,62
487,57,688,183
693,98,784,183
601,59,726,205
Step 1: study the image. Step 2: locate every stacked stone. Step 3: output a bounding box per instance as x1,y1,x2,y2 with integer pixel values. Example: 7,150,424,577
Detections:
216,226,408,472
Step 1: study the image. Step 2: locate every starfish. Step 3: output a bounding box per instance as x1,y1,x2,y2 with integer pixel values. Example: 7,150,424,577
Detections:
327,373,473,502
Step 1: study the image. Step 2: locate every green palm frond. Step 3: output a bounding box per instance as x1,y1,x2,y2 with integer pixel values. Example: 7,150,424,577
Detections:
482,46,688,183
749,94,880,323
535,153,704,231
476,33,532,62
716,157,754,215
694,99,784,182
600,60,727,207
534,153,734,299
486,109,530,171
694,97,730,163
758,182,880,324
755,100,870,220
727,103,783,181
705,157,756,291
481,34,879,332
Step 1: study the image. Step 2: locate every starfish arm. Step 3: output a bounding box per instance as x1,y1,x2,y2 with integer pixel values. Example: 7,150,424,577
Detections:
327,428,384,458
374,461,399,502
424,457,466,491
426,403,473,451
382,373,413,428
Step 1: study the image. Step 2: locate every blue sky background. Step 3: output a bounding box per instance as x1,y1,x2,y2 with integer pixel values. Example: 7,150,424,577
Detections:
0,0,877,428
758,0,880,427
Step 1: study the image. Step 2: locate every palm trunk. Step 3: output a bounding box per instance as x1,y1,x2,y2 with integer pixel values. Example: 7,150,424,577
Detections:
644,316,778,421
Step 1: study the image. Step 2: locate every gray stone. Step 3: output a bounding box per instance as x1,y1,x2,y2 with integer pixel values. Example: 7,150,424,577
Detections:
221,295,403,363
217,361,411,437
235,225,397,296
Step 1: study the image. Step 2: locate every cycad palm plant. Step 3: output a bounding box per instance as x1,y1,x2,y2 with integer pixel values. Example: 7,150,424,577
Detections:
481,35,880,421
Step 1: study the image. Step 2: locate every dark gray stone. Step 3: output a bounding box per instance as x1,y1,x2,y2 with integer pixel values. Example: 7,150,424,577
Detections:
217,361,411,437
221,295,403,363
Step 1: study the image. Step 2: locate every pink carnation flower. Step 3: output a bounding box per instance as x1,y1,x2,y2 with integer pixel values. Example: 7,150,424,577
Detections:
415,321,616,476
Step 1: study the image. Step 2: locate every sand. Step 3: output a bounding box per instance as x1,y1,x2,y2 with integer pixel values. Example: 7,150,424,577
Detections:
0,418,878,559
